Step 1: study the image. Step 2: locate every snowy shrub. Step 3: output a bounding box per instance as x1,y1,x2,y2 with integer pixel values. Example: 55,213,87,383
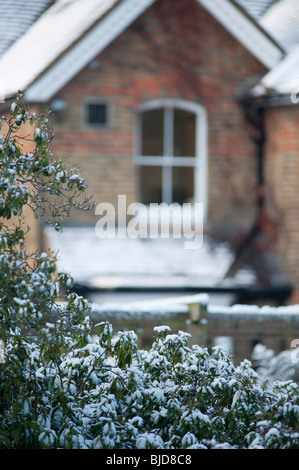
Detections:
252,344,299,386
1,321,299,449
0,96,298,449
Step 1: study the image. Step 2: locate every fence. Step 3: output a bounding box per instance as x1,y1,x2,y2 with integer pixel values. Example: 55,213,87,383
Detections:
90,293,299,363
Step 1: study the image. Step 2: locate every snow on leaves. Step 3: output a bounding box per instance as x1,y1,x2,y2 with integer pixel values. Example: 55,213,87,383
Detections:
0,93,92,224
1,311,299,449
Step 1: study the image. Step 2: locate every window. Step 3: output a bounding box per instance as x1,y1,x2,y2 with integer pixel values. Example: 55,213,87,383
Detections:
86,102,108,126
135,99,207,215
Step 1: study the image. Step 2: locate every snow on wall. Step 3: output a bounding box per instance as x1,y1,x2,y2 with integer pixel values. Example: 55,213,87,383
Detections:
88,294,299,324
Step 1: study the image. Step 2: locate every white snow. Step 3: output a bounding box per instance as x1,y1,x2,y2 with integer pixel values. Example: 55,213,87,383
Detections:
209,303,299,323
0,0,53,58
45,226,234,289
0,0,119,98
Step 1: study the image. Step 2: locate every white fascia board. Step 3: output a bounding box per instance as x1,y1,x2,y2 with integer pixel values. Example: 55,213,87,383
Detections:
260,45,299,94
25,0,156,102
198,0,284,69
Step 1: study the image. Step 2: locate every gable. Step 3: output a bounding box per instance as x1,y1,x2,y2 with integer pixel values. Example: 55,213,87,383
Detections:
0,0,284,103
67,0,268,103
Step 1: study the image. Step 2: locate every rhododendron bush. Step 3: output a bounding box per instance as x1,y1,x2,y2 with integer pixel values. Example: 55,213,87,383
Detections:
0,97,298,449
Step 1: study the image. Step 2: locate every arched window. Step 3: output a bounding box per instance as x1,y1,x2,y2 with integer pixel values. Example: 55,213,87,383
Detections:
135,99,208,218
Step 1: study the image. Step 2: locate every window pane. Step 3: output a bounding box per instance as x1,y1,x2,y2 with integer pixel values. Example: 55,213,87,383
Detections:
87,103,107,125
139,166,162,204
141,109,164,156
172,166,194,204
173,109,195,157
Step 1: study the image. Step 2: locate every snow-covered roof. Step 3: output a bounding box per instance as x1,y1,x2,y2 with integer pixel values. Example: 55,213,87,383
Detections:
0,0,284,102
45,225,288,295
235,0,278,20
260,0,299,52
0,0,121,99
46,226,235,290
0,0,54,57
240,1,299,98
254,45,299,96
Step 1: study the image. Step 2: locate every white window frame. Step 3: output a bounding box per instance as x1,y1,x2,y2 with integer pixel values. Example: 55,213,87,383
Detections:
134,98,208,220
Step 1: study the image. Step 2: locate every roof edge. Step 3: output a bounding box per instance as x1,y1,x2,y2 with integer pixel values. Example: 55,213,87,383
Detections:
25,0,156,102
198,0,285,69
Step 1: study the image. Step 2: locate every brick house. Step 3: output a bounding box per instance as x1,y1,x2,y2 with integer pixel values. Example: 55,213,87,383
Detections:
1,0,299,303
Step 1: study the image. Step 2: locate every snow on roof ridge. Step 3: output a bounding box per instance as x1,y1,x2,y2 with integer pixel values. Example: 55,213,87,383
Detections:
260,0,299,52
0,0,119,98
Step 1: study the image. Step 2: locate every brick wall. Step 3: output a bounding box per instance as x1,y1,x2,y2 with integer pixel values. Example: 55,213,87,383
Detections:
45,0,267,228
264,105,299,297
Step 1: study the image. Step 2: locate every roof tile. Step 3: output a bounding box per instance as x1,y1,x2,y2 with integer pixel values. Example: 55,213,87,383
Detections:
0,0,54,57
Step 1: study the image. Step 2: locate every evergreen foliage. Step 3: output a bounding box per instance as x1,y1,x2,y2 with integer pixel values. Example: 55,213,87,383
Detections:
0,97,298,449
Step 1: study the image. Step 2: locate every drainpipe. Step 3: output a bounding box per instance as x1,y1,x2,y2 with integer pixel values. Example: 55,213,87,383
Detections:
224,99,266,277
242,102,265,211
